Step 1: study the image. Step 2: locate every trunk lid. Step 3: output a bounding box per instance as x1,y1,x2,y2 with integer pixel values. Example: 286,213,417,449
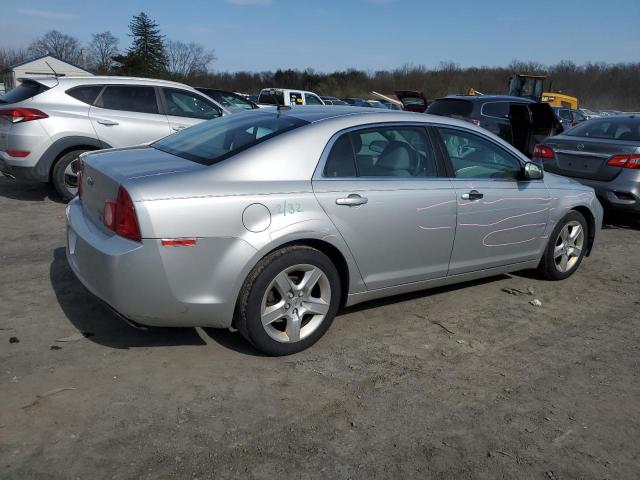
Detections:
544,136,640,181
394,90,428,112
80,146,205,229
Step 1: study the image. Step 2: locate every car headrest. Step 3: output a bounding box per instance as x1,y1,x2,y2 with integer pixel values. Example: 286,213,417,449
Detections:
377,141,412,171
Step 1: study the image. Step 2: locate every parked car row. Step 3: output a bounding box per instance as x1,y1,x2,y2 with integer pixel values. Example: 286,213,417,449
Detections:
4,73,631,354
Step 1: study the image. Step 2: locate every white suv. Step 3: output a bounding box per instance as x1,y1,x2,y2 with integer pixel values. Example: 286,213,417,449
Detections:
0,76,228,199
257,88,325,107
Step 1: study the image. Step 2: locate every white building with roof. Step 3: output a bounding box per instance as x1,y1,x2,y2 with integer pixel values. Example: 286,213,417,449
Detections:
1,54,93,93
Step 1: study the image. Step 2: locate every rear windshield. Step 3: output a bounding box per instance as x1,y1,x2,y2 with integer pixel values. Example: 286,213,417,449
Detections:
0,81,49,105
258,90,285,105
427,99,473,117
564,117,640,141
152,111,309,165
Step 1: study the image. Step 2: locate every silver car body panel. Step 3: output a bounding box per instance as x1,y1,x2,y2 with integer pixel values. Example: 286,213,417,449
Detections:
66,107,603,328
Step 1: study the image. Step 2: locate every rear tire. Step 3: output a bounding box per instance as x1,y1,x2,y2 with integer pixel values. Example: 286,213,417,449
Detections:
237,245,341,356
52,149,88,201
538,210,588,280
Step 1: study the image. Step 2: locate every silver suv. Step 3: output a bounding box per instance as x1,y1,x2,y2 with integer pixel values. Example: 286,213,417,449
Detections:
0,76,228,199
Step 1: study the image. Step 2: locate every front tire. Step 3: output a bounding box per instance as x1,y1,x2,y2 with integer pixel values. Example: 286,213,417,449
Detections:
538,210,588,280
237,246,341,356
52,149,88,201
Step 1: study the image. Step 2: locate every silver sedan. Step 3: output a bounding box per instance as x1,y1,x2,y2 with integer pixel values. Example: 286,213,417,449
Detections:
66,107,603,355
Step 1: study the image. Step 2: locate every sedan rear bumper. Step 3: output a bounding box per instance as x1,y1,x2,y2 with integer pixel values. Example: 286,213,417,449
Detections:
566,173,640,213
65,199,255,328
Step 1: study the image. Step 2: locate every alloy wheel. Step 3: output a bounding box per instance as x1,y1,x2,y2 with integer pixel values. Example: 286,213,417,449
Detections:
260,264,331,343
553,220,584,273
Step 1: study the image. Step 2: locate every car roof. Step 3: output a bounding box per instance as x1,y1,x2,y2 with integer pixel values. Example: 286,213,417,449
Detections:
27,75,196,90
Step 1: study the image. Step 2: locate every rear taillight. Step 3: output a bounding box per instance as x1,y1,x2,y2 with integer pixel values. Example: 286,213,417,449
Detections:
74,159,84,199
469,119,481,126
607,154,640,169
0,108,49,123
103,187,141,242
533,144,555,160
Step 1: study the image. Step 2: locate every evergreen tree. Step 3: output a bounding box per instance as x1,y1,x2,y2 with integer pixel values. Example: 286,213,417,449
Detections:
113,12,166,76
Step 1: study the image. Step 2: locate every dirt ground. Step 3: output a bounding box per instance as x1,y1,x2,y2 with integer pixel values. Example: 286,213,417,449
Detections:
1,176,639,480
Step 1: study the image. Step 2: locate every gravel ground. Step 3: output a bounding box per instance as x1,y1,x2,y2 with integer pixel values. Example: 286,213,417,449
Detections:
1,177,639,480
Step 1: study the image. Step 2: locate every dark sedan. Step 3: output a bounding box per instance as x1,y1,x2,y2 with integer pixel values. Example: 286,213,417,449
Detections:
534,115,640,214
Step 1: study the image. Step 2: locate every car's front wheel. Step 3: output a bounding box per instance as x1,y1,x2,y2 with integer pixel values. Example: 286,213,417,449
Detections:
52,149,89,201
237,245,341,356
538,210,588,280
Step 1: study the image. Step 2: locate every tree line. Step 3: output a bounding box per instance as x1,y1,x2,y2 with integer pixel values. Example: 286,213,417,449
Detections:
1,12,638,110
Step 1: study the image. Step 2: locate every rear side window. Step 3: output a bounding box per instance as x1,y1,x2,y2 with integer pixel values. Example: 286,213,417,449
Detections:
481,102,509,118
152,111,308,165
258,90,285,105
305,94,323,105
0,81,49,105
557,109,572,120
66,85,103,105
324,126,439,178
427,99,473,117
97,86,159,114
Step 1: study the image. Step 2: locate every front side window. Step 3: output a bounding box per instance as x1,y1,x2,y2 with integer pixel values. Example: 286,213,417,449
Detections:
305,94,323,105
97,86,159,114
438,127,522,180
323,126,438,178
153,111,308,165
163,88,221,120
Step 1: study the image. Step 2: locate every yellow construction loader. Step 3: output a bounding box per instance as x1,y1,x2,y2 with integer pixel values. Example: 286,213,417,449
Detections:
507,73,579,109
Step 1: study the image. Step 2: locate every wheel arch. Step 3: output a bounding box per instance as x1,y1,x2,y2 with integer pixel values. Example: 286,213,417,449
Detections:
32,136,110,182
263,238,351,308
571,206,596,256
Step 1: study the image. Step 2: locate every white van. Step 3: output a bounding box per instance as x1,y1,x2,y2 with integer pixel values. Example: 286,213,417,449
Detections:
257,88,325,107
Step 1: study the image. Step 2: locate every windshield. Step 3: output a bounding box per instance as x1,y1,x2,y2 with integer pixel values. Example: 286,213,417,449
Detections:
153,111,309,165
564,117,640,141
0,80,50,105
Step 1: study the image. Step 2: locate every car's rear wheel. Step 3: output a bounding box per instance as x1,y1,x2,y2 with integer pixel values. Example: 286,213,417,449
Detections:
538,210,588,280
237,245,341,356
52,149,88,201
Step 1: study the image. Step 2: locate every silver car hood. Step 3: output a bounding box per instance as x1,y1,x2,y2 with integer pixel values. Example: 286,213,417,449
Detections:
543,171,590,189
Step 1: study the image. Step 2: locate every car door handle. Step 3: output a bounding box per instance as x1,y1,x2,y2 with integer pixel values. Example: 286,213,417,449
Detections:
96,119,119,126
172,125,187,132
336,194,368,206
461,190,483,200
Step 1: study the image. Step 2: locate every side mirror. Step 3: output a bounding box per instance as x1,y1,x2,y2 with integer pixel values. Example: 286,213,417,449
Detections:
523,161,543,180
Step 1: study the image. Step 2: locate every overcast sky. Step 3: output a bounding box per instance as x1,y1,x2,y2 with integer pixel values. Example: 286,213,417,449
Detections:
1,0,639,72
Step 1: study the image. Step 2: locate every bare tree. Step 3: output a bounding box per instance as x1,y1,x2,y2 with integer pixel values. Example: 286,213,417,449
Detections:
0,47,29,70
28,30,82,65
88,31,119,74
166,40,215,78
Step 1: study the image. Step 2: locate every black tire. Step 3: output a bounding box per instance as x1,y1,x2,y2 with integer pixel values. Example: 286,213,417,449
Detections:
237,245,341,356
52,149,88,201
538,210,588,281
